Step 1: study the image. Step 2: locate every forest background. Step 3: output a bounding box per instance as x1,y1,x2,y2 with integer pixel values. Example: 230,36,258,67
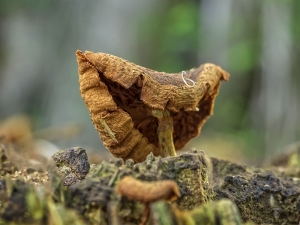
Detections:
0,0,299,165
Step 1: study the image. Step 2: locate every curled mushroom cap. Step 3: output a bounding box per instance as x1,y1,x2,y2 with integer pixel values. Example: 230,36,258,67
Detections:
76,50,229,162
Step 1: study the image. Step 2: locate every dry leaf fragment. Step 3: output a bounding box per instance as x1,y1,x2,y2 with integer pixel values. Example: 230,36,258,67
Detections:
76,50,229,162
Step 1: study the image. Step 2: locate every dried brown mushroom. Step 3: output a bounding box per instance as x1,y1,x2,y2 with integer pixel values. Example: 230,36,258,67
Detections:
76,50,229,162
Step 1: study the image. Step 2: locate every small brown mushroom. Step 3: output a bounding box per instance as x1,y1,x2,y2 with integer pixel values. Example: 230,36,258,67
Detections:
116,176,181,203
116,176,180,225
76,50,229,162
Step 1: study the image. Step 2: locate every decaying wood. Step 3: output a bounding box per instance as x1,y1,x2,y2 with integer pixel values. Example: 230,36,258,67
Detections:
76,50,229,162
0,140,300,224
51,148,300,224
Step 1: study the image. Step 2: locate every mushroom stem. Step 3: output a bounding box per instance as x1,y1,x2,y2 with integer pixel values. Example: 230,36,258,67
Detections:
152,109,176,157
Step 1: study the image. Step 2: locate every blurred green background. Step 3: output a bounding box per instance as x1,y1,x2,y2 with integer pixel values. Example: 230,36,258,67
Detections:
0,0,299,165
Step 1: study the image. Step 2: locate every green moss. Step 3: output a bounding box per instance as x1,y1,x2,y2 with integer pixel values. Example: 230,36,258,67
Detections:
151,200,242,225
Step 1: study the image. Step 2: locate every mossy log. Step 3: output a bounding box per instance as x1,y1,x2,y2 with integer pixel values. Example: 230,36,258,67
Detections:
53,148,299,224
210,157,300,224
0,143,299,224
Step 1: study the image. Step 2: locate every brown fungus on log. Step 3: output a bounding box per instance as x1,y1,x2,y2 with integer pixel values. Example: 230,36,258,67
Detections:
116,176,180,225
116,176,181,203
76,50,229,162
